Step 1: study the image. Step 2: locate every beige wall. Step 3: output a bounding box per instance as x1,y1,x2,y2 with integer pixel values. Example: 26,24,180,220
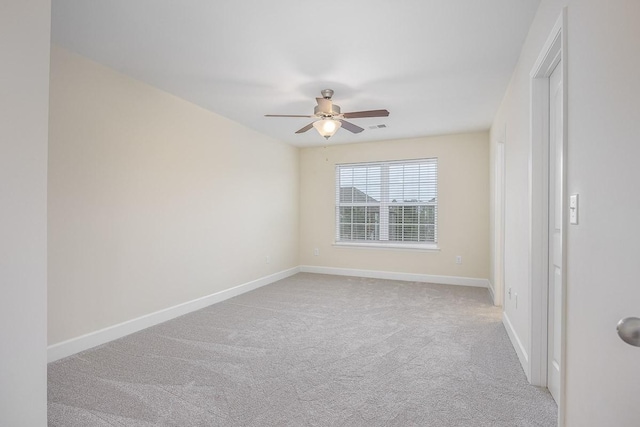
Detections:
48,46,299,345
299,132,490,279
0,1,50,425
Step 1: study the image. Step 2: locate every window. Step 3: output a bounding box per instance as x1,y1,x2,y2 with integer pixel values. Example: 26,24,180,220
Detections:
335,158,438,248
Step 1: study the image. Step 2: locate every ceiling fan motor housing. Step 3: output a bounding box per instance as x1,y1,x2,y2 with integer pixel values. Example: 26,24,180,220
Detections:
314,103,341,117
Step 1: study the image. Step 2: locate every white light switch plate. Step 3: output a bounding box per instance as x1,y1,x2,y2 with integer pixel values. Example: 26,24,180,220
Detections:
569,194,579,225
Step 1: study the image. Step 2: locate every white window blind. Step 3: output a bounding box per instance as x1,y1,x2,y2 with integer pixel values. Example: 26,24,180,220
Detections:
335,158,438,246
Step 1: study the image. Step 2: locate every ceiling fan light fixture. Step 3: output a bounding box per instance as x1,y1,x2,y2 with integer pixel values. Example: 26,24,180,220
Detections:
265,89,389,138
313,119,341,139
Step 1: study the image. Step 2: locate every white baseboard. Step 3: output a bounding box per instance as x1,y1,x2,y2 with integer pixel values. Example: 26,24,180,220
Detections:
48,265,489,363
502,311,530,379
299,265,489,288
487,280,496,304
47,267,300,363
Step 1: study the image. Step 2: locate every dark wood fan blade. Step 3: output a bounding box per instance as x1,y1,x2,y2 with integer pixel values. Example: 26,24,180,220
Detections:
339,120,364,134
295,122,316,134
265,114,313,118
316,97,332,113
342,109,390,119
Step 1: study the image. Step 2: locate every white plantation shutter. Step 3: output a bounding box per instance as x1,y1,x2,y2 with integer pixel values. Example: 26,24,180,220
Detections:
336,158,438,246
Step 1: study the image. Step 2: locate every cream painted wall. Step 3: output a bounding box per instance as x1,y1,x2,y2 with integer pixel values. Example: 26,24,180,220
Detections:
0,1,50,425
492,0,640,425
48,46,299,345
299,132,490,280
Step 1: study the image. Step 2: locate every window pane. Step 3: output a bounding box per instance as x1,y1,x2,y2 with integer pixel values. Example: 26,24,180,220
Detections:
353,188,367,203
404,206,419,224
418,225,427,242
389,171,403,202
366,167,381,201
340,224,352,240
389,224,402,241
389,206,401,224
339,187,353,203
424,224,435,242
420,206,436,224
365,224,379,240
365,206,379,224
403,225,419,241
336,158,438,245
340,206,352,223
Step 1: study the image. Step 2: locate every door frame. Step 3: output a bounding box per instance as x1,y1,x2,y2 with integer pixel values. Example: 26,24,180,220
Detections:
493,131,506,307
529,8,567,426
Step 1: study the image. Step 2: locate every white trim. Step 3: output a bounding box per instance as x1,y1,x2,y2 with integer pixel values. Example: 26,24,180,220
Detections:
503,311,530,378
47,267,300,363
529,69,551,387
529,9,567,427
529,12,565,387
47,265,490,363
487,280,496,303
559,13,569,427
300,265,489,288
493,137,506,307
335,158,439,246
333,242,440,251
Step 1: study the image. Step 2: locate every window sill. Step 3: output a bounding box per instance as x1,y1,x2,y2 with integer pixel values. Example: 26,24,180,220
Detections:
333,241,440,252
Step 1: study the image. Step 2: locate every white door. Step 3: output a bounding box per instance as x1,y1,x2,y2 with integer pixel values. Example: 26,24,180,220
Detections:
547,60,563,403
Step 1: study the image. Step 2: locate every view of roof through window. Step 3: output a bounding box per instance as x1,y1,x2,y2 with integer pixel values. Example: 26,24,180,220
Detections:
338,161,437,203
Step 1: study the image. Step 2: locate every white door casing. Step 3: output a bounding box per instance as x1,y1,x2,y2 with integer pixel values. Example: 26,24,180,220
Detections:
493,132,506,307
547,60,562,403
529,9,567,425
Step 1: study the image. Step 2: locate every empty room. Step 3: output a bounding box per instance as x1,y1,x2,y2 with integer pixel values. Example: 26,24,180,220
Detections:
2,0,639,426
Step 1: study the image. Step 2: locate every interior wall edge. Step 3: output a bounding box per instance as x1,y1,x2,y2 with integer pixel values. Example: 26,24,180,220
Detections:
0,1,50,424
487,280,497,305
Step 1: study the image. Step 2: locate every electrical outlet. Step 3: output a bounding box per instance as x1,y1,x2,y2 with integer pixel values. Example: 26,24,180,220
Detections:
314,248,319,256
265,256,270,264
455,255,462,264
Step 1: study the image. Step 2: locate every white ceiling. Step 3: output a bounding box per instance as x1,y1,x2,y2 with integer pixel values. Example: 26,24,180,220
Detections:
51,0,540,146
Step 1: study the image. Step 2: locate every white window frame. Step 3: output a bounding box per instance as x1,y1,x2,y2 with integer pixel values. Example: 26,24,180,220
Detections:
335,158,438,250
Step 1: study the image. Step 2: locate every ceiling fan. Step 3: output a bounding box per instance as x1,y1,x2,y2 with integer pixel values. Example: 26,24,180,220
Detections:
265,89,390,139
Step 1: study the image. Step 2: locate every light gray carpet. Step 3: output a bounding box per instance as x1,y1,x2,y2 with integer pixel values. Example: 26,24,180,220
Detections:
48,273,557,426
